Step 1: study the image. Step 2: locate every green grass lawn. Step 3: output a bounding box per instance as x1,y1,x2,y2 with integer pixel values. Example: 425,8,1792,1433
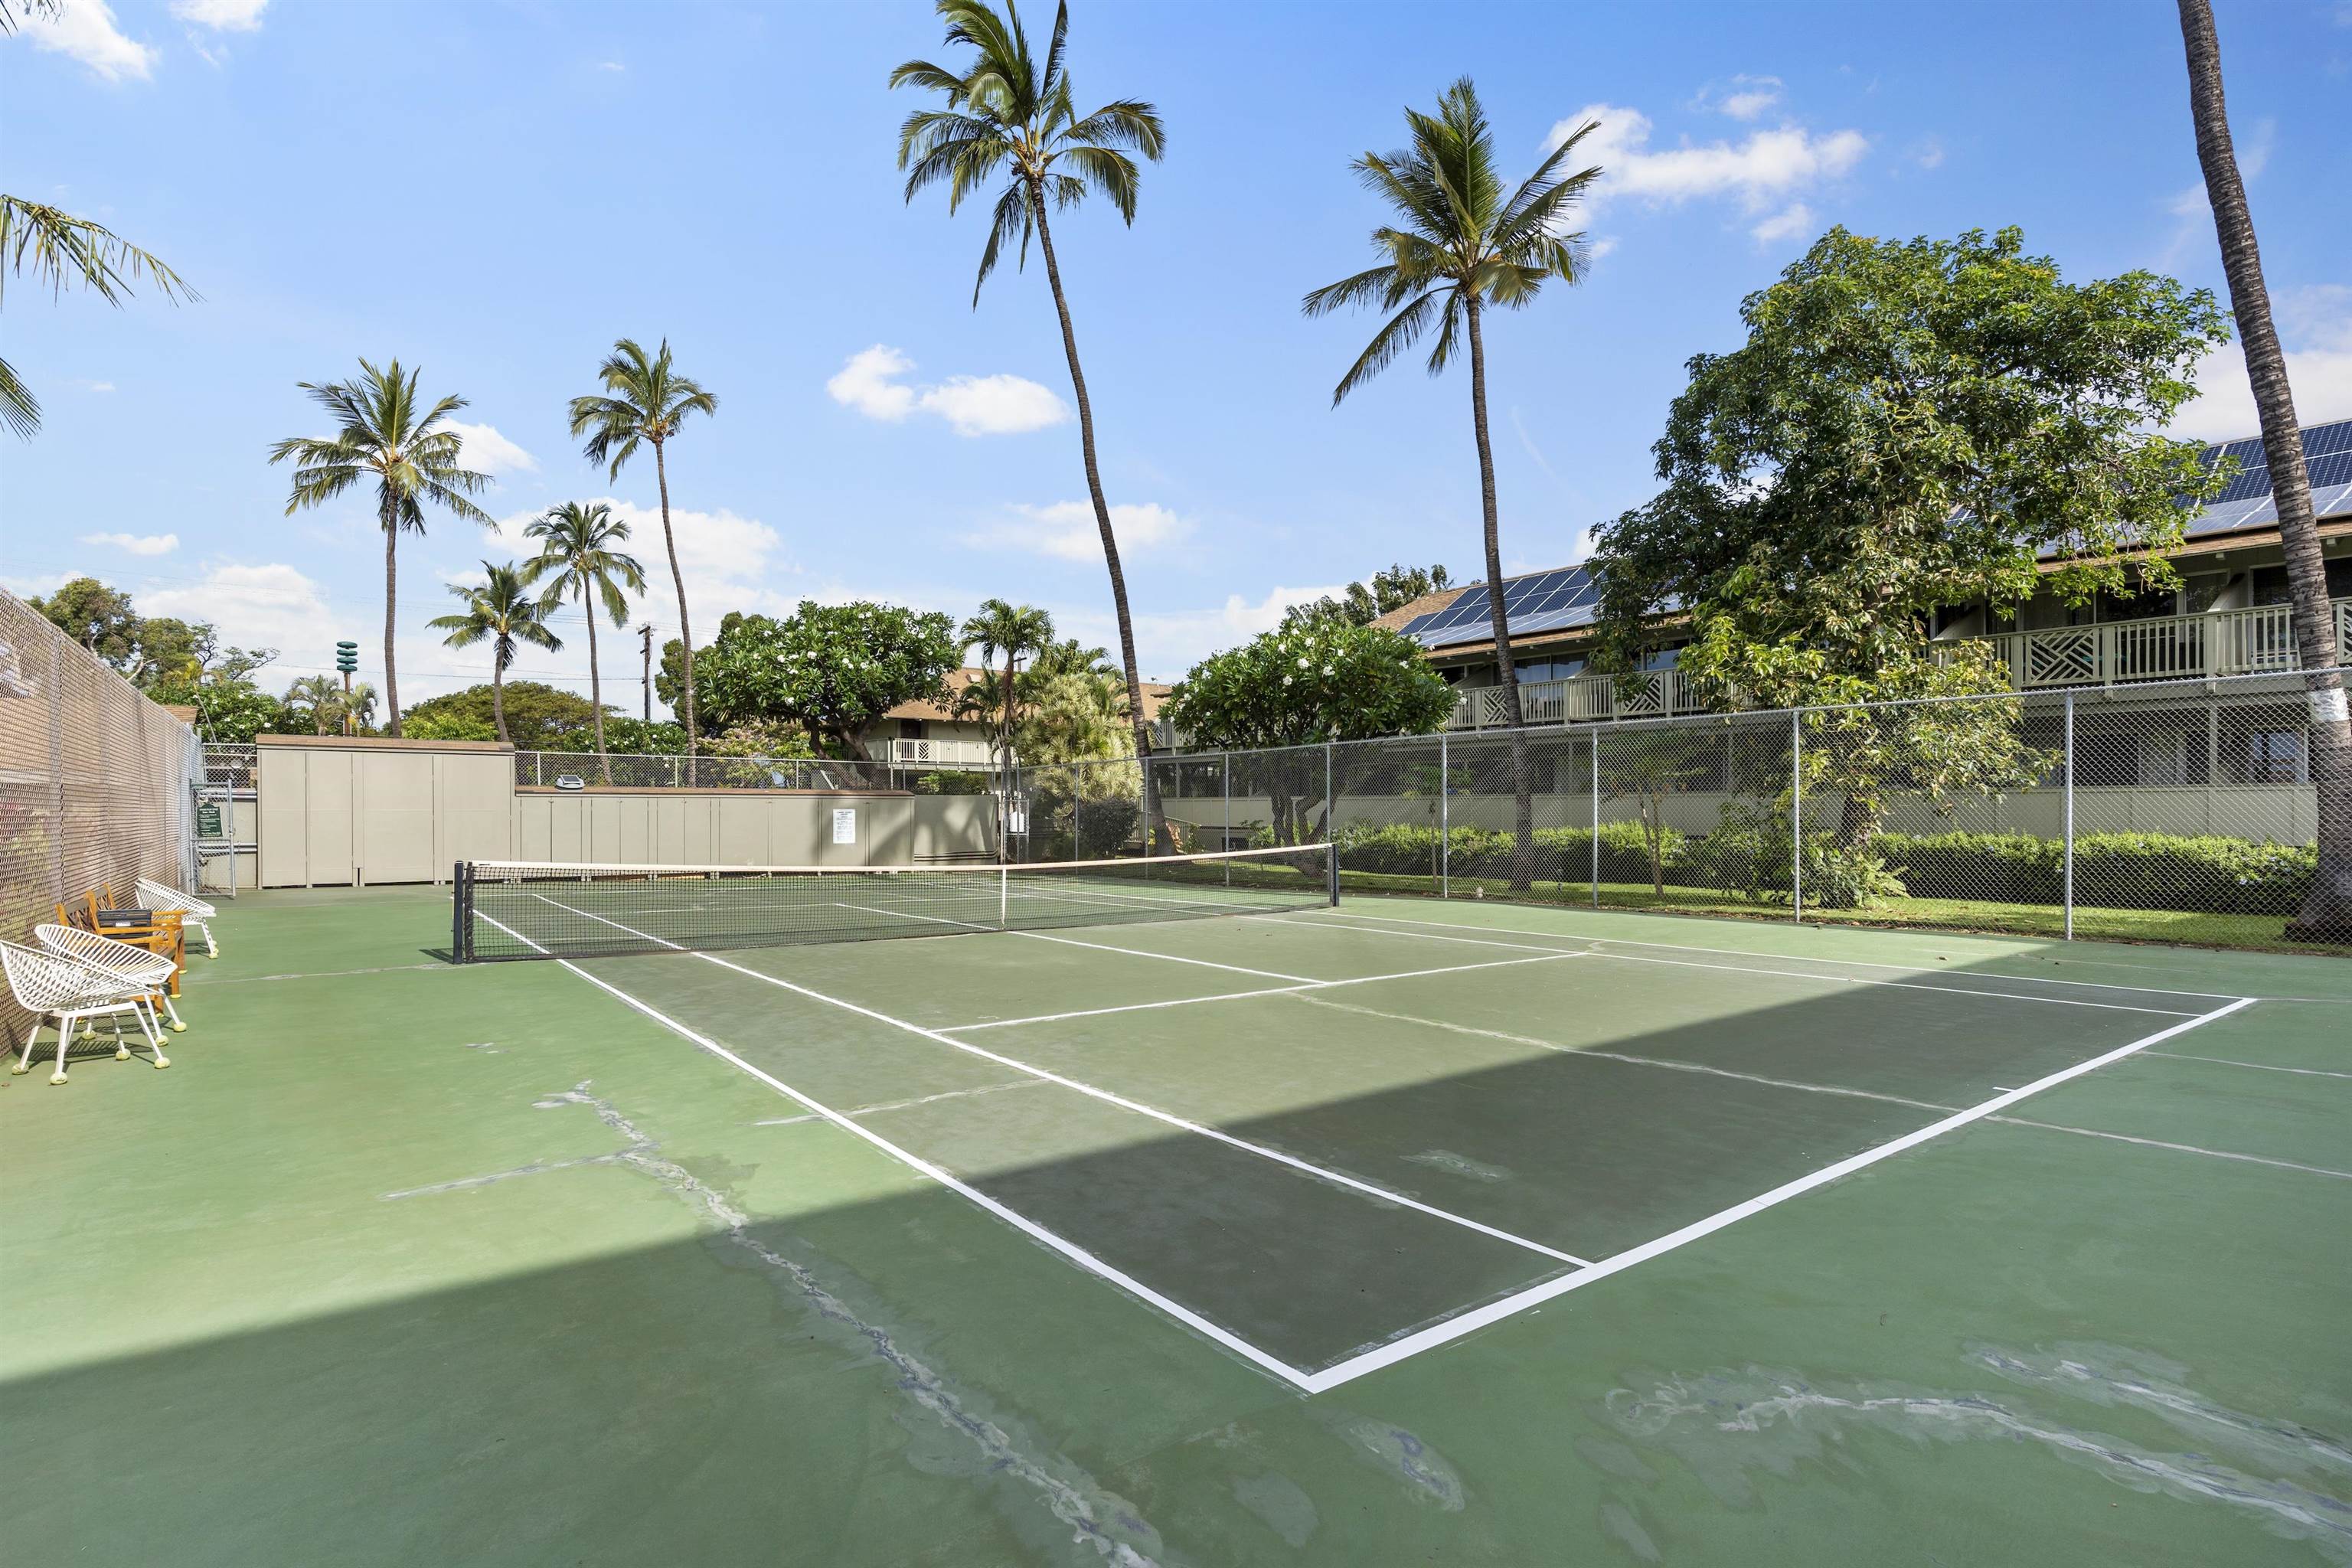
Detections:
1335,867,2352,957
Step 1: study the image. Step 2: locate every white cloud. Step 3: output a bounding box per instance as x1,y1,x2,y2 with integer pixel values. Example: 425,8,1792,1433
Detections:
84,380,116,393
487,496,799,623
2177,284,2352,439
80,531,178,556
1749,202,1815,247
1585,235,1619,262
1083,586,1344,678
827,345,1069,436
446,420,537,476
143,563,338,658
1694,75,1783,122
170,0,266,29
1551,103,1867,214
1913,136,1945,171
960,501,1190,562
597,60,625,72
20,0,158,82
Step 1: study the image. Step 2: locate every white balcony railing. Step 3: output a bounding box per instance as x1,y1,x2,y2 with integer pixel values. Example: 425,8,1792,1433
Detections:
887,737,1001,769
1446,669,1704,730
1964,597,2352,690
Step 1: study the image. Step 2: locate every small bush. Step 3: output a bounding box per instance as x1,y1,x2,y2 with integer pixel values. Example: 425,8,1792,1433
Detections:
910,771,988,795
1880,829,2314,914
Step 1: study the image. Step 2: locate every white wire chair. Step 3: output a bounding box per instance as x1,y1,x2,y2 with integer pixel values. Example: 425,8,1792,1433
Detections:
136,877,220,959
2,939,169,1084
36,923,188,1034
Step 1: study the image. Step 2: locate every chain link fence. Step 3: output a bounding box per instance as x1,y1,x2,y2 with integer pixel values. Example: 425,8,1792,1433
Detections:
2,591,204,1037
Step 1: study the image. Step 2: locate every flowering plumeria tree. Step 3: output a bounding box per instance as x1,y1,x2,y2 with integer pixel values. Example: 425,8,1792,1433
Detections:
1165,621,1455,847
694,601,961,760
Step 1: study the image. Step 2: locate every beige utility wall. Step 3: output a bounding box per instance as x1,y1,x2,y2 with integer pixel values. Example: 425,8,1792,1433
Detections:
256,737,514,887
511,789,993,867
250,736,996,886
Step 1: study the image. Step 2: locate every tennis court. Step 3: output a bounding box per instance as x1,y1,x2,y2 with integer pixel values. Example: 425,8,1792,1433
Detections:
448,847,2288,1393
5,855,2346,1565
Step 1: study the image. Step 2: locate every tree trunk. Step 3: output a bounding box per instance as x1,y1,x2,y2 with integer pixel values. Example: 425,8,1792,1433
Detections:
1027,187,1163,850
585,592,609,785
654,439,698,756
1000,653,1017,863
381,493,403,737
2179,0,2352,941
1464,297,1534,889
640,624,652,724
492,658,508,746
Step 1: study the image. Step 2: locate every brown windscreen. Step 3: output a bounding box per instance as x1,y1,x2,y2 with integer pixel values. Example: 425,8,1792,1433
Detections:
0,591,200,1037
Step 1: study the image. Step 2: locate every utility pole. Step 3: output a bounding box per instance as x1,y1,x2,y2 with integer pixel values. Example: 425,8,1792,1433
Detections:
638,623,654,724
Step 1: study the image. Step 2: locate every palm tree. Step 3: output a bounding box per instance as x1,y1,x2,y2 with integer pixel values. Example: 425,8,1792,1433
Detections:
2177,2,2351,942
345,681,380,733
1303,80,1599,887
522,501,645,778
961,598,1055,767
567,340,718,752
268,359,494,736
284,675,344,736
891,0,1168,827
1,194,197,439
427,563,563,746
961,598,1054,860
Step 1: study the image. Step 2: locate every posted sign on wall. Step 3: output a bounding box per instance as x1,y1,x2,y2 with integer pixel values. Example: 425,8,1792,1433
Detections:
831,807,857,845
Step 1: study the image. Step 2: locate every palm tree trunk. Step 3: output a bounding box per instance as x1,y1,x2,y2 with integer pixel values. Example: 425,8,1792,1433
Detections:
1027,188,1162,849
585,594,609,785
654,439,697,756
492,656,508,746
1000,653,1017,864
2180,0,2351,941
381,494,403,737
1464,297,1534,890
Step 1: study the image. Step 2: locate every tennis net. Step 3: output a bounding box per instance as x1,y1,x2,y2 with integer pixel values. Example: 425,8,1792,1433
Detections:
452,844,1338,961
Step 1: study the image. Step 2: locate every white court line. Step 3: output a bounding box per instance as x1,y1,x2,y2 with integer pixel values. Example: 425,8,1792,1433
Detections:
469,910,1321,1389
1282,913,2201,1017
1289,991,1956,1114
831,900,1326,984
1291,995,2256,1392
536,893,1592,1269
1987,1116,2352,1181
2146,1050,2352,1082
938,952,1587,1034
1311,907,2250,1001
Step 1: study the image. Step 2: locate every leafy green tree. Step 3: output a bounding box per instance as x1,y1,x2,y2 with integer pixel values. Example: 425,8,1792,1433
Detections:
269,358,495,734
1026,635,1112,684
426,563,565,745
1303,80,1600,887
1164,620,1456,848
1588,225,2229,902
403,682,603,751
891,0,1169,813
598,717,688,756
2177,0,2352,942
522,501,646,776
28,577,139,662
1283,563,1455,629
695,601,962,758
568,340,718,752
0,194,196,439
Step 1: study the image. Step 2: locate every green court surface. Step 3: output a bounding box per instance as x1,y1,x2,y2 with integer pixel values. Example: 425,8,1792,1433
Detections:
3,887,2347,1565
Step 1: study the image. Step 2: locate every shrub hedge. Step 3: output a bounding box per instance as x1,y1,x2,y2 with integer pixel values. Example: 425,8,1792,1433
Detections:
1328,818,2316,913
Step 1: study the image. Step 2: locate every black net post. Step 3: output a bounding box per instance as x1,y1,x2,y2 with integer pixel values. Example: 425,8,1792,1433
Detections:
452,861,472,962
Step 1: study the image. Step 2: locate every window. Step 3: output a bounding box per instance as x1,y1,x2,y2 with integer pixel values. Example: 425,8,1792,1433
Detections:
2242,730,2305,785
898,718,926,740
1513,656,1586,683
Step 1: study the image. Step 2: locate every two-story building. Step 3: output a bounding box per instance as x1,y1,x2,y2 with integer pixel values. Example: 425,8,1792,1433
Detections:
1385,419,2352,735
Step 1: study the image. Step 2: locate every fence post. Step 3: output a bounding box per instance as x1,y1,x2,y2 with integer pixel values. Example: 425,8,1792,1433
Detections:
1589,729,1600,909
1790,707,1804,923
1439,731,1450,899
2063,688,2076,942
1220,752,1231,883
534,753,544,787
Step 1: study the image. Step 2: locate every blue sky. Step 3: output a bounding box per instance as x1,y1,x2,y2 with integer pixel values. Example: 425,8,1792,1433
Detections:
5,0,2350,712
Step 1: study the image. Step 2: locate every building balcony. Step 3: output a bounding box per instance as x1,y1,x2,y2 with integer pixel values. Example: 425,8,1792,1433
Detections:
1446,669,1708,730
1440,598,2350,730
1961,597,2351,690
884,737,1001,769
